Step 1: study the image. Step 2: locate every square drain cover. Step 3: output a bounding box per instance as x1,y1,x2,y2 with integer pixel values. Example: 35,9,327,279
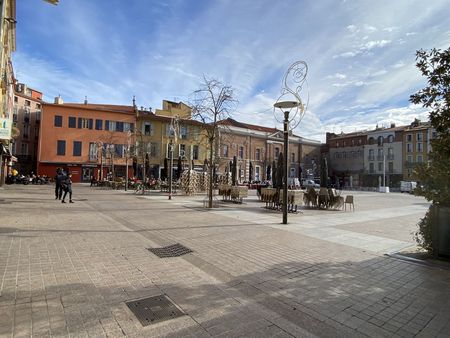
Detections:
148,243,193,258
126,295,184,326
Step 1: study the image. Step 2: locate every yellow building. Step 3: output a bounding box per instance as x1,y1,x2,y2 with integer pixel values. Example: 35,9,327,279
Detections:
0,0,16,185
402,119,435,180
135,100,209,179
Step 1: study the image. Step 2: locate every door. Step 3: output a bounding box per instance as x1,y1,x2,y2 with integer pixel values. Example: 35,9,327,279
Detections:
82,167,93,182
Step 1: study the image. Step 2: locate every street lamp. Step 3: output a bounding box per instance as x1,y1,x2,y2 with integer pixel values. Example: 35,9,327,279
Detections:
273,60,308,225
125,130,132,191
274,101,300,224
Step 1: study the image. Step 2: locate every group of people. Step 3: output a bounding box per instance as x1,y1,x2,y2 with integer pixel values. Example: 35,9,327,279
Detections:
55,168,74,203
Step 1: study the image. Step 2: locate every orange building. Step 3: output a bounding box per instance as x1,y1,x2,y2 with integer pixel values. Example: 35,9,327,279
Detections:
37,97,136,182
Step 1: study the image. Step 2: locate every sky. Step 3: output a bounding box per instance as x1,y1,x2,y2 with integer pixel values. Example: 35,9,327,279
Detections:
13,0,450,141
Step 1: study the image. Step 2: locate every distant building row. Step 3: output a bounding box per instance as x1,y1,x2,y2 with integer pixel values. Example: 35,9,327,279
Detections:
325,120,436,188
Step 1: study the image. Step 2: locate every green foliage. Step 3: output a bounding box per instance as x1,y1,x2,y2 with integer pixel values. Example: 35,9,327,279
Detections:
410,47,450,207
414,206,434,254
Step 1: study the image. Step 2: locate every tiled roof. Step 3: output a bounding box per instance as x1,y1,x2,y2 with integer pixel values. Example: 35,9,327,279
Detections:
218,118,278,133
43,102,136,114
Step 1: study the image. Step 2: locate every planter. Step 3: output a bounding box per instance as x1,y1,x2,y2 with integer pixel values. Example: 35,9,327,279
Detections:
432,206,450,258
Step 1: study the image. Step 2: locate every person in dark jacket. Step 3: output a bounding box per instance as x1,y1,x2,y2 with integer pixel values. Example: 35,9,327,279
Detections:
61,174,74,203
55,168,64,200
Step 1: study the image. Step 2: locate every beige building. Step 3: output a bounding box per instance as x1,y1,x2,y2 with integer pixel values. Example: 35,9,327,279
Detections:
217,118,321,183
402,119,435,180
11,83,43,174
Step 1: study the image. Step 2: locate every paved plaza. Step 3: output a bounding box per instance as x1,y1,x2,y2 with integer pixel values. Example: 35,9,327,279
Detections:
1,184,450,337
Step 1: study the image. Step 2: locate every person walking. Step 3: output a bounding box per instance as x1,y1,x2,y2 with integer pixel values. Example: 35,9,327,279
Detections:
61,174,74,203
55,168,64,200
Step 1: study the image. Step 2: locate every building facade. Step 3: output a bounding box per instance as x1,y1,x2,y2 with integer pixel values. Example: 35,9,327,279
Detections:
217,118,322,183
37,98,136,182
11,83,43,174
326,132,367,188
0,0,16,185
135,100,208,179
402,119,435,180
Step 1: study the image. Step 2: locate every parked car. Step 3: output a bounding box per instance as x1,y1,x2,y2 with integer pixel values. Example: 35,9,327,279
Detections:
400,181,417,193
301,179,320,189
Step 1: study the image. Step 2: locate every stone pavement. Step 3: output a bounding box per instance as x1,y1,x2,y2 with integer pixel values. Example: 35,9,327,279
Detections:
0,184,449,337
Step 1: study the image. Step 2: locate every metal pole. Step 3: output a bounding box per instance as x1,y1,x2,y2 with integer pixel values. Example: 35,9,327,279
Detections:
383,154,386,187
169,139,173,200
125,154,128,191
283,110,289,224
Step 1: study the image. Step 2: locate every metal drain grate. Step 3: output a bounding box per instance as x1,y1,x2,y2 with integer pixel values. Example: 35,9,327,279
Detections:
126,295,184,326
148,243,193,258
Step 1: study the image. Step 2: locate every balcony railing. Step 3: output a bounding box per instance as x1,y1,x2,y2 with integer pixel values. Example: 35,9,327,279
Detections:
387,154,394,160
377,155,384,161
368,155,374,161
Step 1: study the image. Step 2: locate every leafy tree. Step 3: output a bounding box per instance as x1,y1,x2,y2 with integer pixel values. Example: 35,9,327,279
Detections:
191,77,237,208
410,47,450,207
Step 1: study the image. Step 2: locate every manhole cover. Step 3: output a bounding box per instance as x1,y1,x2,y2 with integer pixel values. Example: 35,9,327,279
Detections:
126,295,184,326
148,243,193,258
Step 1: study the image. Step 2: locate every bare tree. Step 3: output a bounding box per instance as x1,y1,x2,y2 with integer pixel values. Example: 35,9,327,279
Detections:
191,77,237,208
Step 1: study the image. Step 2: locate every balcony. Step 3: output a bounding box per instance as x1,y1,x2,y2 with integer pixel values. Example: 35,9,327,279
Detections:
377,155,384,161
387,154,394,160
368,155,374,161
88,155,98,162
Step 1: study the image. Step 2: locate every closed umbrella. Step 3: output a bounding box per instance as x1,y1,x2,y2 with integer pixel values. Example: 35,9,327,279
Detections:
232,156,237,186
249,161,253,182
320,157,328,188
266,164,271,181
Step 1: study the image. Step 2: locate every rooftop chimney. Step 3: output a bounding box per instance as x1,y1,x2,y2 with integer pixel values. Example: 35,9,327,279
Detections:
54,95,63,104
84,96,88,105
390,123,396,128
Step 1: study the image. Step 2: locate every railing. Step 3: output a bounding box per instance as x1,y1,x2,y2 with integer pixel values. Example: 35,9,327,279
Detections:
387,154,394,160
377,155,384,161
368,155,374,161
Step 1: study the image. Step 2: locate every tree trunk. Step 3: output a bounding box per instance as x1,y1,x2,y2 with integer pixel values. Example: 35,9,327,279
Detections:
208,139,214,208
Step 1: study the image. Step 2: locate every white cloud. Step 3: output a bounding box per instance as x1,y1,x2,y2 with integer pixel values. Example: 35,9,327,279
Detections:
327,73,347,79
363,39,391,50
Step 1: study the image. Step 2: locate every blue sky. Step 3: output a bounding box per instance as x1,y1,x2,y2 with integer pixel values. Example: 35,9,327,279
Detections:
13,0,450,141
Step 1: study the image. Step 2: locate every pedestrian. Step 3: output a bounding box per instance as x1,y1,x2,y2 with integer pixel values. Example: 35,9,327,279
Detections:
55,168,64,200
61,174,74,203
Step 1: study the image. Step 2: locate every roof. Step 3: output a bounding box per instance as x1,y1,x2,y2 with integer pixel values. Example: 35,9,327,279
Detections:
218,118,279,133
43,103,136,115
137,110,205,126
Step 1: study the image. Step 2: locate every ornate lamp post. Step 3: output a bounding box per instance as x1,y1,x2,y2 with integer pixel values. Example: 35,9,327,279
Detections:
273,61,309,224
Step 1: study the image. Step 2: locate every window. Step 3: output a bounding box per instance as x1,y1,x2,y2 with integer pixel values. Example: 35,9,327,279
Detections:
89,142,98,161
14,96,18,103
417,132,422,142
274,147,280,159
73,141,82,156
21,143,28,156
432,131,437,139
377,136,383,146
388,162,394,173
358,139,362,145
77,117,92,129
388,148,394,160
54,115,62,127
36,103,41,109
23,124,29,139
417,155,423,163
149,142,159,157
223,145,229,158
23,108,30,123
377,148,383,160
369,149,374,160
115,144,123,157
407,134,412,142
166,123,175,137
143,122,152,135
343,152,347,159
388,135,394,143
417,142,423,152
378,162,383,172
105,120,116,131
179,144,186,157
57,140,66,156
124,122,133,132
255,148,261,161
368,137,374,145
336,142,339,147
95,119,103,130
239,146,244,159
369,163,374,173
351,140,355,146
407,155,413,163
180,126,188,139
291,152,295,163
68,117,76,128
407,143,412,153
25,100,30,107
192,145,199,160
116,122,124,132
